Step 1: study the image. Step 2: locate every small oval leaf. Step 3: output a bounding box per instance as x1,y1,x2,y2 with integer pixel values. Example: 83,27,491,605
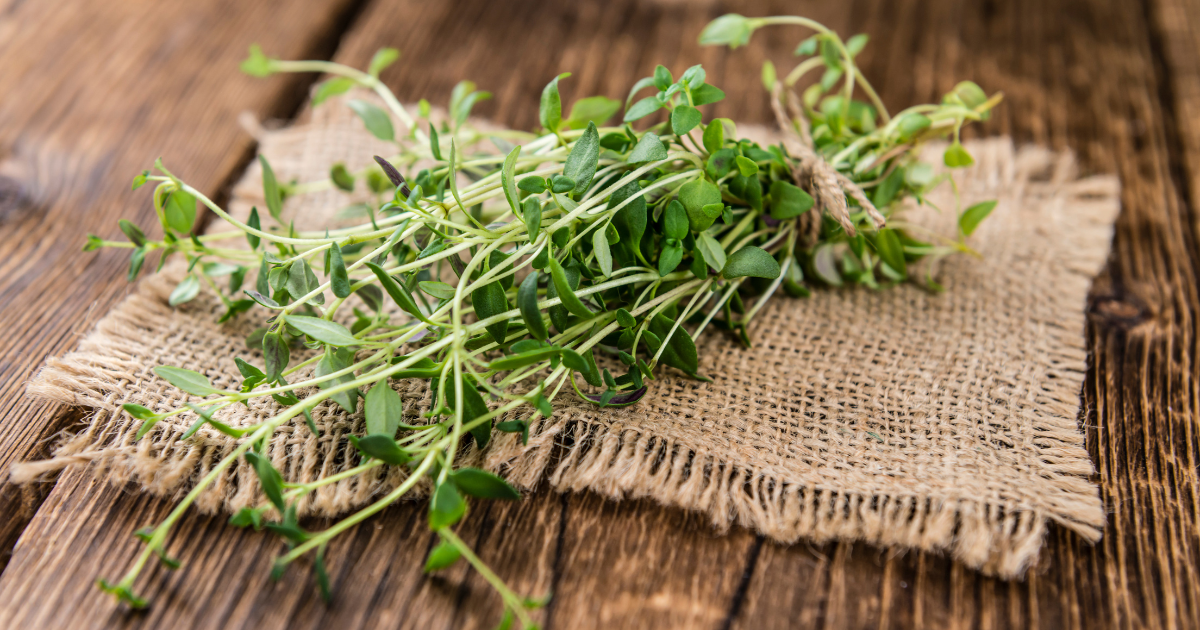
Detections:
721,246,780,280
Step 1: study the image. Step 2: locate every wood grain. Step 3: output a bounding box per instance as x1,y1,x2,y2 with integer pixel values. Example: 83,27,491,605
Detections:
0,0,1197,628
0,0,370,568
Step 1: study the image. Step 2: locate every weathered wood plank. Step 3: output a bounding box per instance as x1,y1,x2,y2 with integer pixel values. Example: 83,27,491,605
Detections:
1,0,1197,628
732,0,1200,628
0,0,368,568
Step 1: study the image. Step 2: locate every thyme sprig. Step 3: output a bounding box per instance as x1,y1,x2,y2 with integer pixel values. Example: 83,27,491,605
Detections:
88,14,1000,626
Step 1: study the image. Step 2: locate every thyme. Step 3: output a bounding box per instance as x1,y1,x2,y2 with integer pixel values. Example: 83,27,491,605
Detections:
88,14,1000,627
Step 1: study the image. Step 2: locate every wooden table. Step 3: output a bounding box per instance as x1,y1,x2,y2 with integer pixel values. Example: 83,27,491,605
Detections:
0,0,1196,627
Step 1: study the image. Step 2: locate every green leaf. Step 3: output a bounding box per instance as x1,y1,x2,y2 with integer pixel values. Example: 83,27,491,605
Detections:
624,96,662,123
312,77,356,107
670,105,702,136
769,180,814,220
287,315,359,347
625,76,658,110
164,189,197,234
872,228,907,277
548,256,594,318
820,67,843,91
722,246,781,280
500,145,522,216
689,84,725,106
424,541,461,572
154,366,219,396
562,122,600,194
653,65,673,91
365,261,433,325
472,279,510,345
646,314,699,375
328,244,351,298
658,243,683,276
314,348,358,413
262,330,290,381
539,72,570,132
427,123,442,160
118,219,146,247
429,482,466,530
871,167,905,208
698,14,756,48
564,96,621,129
228,507,263,529
608,180,647,265
259,155,283,221
447,139,466,215
897,113,932,138
906,163,935,188
959,200,997,236
246,207,261,250
364,381,403,437
702,120,724,154
240,44,273,77
561,349,601,386
627,132,668,163
419,280,457,300
353,434,410,466
518,176,546,194
451,468,520,500
169,274,201,306
795,36,819,56
550,176,576,194
245,451,285,512
449,80,492,127
368,47,400,77
952,80,988,109
696,233,727,272
761,60,776,91
347,99,394,141
734,155,758,177
244,288,280,309
593,227,613,277
126,403,162,441
522,197,543,243
663,200,688,240
286,260,312,304
518,271,549,341
447,373,493,448
943,142,974,168
679,178,722,232
846,33,870,56
123,403,157,421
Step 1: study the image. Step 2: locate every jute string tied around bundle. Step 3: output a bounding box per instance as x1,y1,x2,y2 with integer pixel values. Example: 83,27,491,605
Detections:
16,97,1118,579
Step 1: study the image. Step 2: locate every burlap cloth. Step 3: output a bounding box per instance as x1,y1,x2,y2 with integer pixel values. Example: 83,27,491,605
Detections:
18,99,1118,579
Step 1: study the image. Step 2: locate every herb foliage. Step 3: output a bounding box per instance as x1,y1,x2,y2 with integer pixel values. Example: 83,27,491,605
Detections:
91,14,1000,626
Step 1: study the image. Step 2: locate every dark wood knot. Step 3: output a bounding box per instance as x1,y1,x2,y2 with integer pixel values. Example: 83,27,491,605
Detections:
0,174,29,223
1088,294,1148,330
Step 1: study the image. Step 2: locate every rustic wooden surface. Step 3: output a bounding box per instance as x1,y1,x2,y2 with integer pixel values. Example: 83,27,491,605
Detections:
0,0,1197,628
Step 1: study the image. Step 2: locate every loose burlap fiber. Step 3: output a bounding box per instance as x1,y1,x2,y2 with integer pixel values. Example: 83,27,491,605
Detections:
19,99,1117,578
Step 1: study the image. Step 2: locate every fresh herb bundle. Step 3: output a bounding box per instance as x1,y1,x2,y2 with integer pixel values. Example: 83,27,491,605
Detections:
85,14,1000,626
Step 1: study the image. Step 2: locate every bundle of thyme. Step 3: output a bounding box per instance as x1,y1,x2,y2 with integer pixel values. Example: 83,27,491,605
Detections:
85,14,1000,627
